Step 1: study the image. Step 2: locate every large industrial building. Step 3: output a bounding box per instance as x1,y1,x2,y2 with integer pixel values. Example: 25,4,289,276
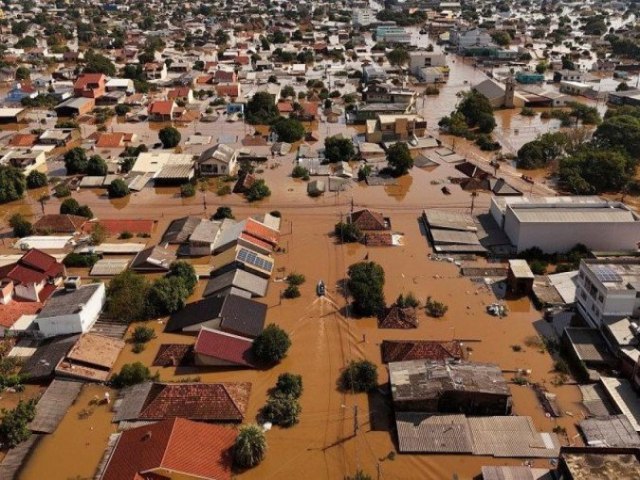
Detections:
490,196,640,254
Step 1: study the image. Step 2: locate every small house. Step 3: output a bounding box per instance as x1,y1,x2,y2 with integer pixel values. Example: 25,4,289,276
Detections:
194,327,255,367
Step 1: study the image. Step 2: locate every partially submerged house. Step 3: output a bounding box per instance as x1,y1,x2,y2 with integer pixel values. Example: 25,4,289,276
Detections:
55,333,125,382
0,249,65,303
33,214,87,235
378,305,418,329
112,381,251,423
130,245,177,272
203,268,269,298
381,340,464,363
33,278,106,338
194,327,255,368
388,360,512,415
165,294,267,338
98,418,236,480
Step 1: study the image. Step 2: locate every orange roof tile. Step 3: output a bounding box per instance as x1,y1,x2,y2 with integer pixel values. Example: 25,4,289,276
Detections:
244,218,279,246
8,134,38,147
95,132,125,148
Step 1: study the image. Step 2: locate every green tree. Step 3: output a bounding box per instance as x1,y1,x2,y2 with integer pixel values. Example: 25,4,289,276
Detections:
84,50,116,76
86,155,108,176
281,85,295,98
180,183,195,197
516,132,567,169
233,424,267,468
108,178,129,198
167,261,197,296
347,262,385,316
115,104,131,116
90,223,107,245
111,362,153,388
0,166,26,204
15,66,30,81
0,399,37,448
334,222,361,243
106,270,150,322
386,142,413,176
386,47,409,67
338,360,378,393
245,91,280,124
146,277,189,318
158,126,181,148
324,136,355,163
26,170,47,189
272,117,305,143
76,205,94,219
252,323,291,363
60,198,80,215
246,179,271,202
213,206,234,220
491,30,511,46
9,213,33,237
425,296,448,317
64,147,88,175
560,148,631,194
593,115,640,160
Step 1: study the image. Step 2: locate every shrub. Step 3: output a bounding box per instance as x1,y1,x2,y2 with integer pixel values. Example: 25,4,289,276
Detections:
115,104,131,116
338,360,378,393
108,179,129,198
286,273,305,286
145,276,189,317
167,261,198,295
111,362,153,388
9,213,33,238
261,395,301,427
119,231,133,239
54,184,71,198
90,223,107,245
60,198,80,215
274,373,303,398
106,270,150,323
217,184,231,196
246,179,271,202
76,205,93,219
212,206,234,220
63,253,99,268
253,324,291,364
283,285,300,298
520,107,536,116
346,470,373,480
180,183,196,197
158,126,181,148
270,210,281,218
529,260,548,275
26,170,47,189
357,164,372,181
132,325,156,344
396,292,419,308
0,166,25,204
425,296,448,318
554,359,570,374
292,165,309,178
132,342,145,354
234,424,267,468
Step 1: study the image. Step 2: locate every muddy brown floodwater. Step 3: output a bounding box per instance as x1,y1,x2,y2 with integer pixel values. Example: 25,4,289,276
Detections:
19,208,584,479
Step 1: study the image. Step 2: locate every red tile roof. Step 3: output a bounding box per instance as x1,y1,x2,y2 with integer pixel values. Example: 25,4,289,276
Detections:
20,248,58,272
74,73,105,89
0,249,64,299
168,87,191,99
148,100,174,116
0,300,42,328
381,340,464,363
194,328,255,367
8,134,38,147
244,218,279,246
277,101,294,113
33,214,87,234
300,100,319,117
349,209,388,231
215,84,240,98
378,306,418,329
95,132,125,148
138,382,250,421
102,418,235,480
239,232,273,252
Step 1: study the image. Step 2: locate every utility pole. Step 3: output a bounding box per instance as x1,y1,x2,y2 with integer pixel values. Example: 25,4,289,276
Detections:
353,405,359,436
470,191,477,215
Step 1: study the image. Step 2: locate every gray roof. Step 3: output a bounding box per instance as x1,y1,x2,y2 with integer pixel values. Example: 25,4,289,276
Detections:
20,334,80,381
203,268,269,298
29,380,83,433
213,219,245,251
112,381,154,422
163,216,203,243
579,415,640,448
36,284,103,319
189,219,221,244
198,143,237,165
130,245,176,271
396,413,560,457
389,360,509,403
165,294,266,338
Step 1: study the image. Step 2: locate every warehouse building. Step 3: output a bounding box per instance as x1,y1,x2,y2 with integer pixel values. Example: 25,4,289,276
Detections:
490,196,640,254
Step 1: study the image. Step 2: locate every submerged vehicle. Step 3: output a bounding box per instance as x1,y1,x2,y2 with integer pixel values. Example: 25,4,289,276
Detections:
316,280,326,296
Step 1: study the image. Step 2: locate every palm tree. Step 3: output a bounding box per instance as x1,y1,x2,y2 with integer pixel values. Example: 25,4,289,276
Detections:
234,424,267,468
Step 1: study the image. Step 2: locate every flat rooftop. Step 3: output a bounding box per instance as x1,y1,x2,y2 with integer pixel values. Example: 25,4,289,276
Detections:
509,205,638,224
582,259,640,291
562,451,640,480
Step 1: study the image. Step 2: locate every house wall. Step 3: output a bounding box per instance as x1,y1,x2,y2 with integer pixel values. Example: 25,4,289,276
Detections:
35,284,105,337
183,318,221,333
504,211,640,253
194,352,241,367
14,282,41,302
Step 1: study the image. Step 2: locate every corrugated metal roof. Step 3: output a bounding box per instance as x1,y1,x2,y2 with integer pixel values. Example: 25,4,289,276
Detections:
90,259,130,276
512,207,636,224
580,415,640,447
29,380,83,433
600,377,640,431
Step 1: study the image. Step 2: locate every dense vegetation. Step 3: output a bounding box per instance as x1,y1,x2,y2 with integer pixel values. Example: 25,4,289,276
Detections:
252,324,292,364
347,262,385,316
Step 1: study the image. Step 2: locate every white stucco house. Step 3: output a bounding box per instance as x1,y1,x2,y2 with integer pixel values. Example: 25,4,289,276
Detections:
33,279,106,337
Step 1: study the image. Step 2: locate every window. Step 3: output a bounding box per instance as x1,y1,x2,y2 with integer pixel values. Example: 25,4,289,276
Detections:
598,294,604,303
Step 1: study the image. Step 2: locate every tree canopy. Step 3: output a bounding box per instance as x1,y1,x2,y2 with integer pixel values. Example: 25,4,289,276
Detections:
252,323,291,363
0,166,26,204
516,132,567,169
108,179,130,198
106,270,150,322
246,179,271,202
386,142,413,176
246,91,280,125
158,126,181,148
234,424,267,468
64,147,88,175
272,117,305,143
86,155,108,176
324,136,355,163
338,360,378,393
26,170,47,189
347,261,385,316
